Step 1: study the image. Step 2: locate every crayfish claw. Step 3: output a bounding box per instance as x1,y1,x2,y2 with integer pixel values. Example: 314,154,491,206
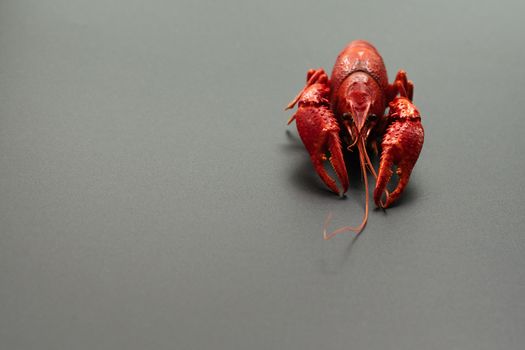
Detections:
286,69,349,195
374,97,424,208
314,131,349,195
300,122,348,196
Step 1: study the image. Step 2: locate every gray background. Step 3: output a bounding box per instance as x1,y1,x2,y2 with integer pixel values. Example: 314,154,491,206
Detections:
1,0,524,349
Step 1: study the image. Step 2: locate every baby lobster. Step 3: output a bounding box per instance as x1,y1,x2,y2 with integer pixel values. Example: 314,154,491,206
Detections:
285,40,424,238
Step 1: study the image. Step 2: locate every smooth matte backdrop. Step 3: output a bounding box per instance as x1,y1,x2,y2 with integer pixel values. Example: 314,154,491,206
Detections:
1,1,524,349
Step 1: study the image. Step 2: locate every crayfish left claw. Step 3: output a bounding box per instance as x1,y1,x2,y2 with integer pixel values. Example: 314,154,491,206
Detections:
311,130,349,195
374,97,424,208
287,69,349,195
293,106,349,196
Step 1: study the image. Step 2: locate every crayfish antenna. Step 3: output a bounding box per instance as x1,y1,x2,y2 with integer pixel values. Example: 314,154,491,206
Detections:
322,136,390,239
284,69,325,112
346,137,359,150
323,137,371,240
286,114,297,125
323,213,364,240
360,137,389,207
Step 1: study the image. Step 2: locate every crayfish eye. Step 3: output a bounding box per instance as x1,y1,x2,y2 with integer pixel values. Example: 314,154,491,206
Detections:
342,112,351,121
368,114,378,122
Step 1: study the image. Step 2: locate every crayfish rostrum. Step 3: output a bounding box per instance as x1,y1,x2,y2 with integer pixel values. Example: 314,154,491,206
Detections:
286,40,424,239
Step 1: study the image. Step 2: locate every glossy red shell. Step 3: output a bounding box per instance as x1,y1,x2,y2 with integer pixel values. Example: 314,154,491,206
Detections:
330,40,389,123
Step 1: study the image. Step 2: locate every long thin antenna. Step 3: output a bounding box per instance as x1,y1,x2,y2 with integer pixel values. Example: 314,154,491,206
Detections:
323,136,370,240
284,70,324,111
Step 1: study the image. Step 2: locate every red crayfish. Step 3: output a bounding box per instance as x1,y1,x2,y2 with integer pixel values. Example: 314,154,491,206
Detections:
286,40,424,239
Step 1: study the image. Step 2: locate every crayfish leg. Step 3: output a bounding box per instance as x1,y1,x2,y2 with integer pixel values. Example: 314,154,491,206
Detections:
387,70,414,102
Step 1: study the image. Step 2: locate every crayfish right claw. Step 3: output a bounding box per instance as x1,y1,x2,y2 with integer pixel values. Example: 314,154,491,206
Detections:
374,97,424,208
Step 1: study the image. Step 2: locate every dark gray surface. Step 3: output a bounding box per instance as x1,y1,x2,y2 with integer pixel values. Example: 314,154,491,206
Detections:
1,1,524,349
